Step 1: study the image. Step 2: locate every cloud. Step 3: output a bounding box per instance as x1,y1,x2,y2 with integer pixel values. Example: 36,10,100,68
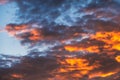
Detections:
115,55,120,63
5,23,29,36
0,56,59,80
63,31,120,56
12,0,116,26
54,53,120,80
1,0,120,80
91,32,120,51
0,53,120,80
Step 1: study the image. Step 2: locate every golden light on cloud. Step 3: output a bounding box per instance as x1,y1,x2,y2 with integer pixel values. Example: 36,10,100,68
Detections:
5,24,28,31
29,28,43,41
91,32,120,51
64,45,99,53
64,32,120,53
11,74,23,78
5,24,29,36
89,71,116,79
115,55,120,63
58,58,100,78
100,72,116,77
56,56,120,79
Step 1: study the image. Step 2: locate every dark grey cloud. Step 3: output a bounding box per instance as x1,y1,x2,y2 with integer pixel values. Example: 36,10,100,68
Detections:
0,53,120,80
12,0,120,27
0,56,59,80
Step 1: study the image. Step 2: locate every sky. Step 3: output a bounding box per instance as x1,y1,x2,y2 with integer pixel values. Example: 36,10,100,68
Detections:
0,2,28,56
0,0,120,80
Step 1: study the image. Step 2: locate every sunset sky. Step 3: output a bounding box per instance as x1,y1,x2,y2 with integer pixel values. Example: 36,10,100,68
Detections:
0,0,120,80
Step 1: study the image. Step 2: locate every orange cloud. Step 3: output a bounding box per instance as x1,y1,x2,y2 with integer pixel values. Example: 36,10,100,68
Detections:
5,24,44,42
58,58,100,78
115,55,120,63
56,57,120,79
5,24,29,36
11,74,23,78
64,45,99,53
91,32,120,51
64,31,120,54
89,71,117,79
5,24,28,31
29,28,43,41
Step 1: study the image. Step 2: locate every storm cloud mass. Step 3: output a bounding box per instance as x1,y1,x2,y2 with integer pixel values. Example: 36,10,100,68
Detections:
0,0,120,80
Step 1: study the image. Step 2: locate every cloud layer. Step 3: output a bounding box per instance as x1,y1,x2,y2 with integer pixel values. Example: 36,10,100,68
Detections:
1,0,120,80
